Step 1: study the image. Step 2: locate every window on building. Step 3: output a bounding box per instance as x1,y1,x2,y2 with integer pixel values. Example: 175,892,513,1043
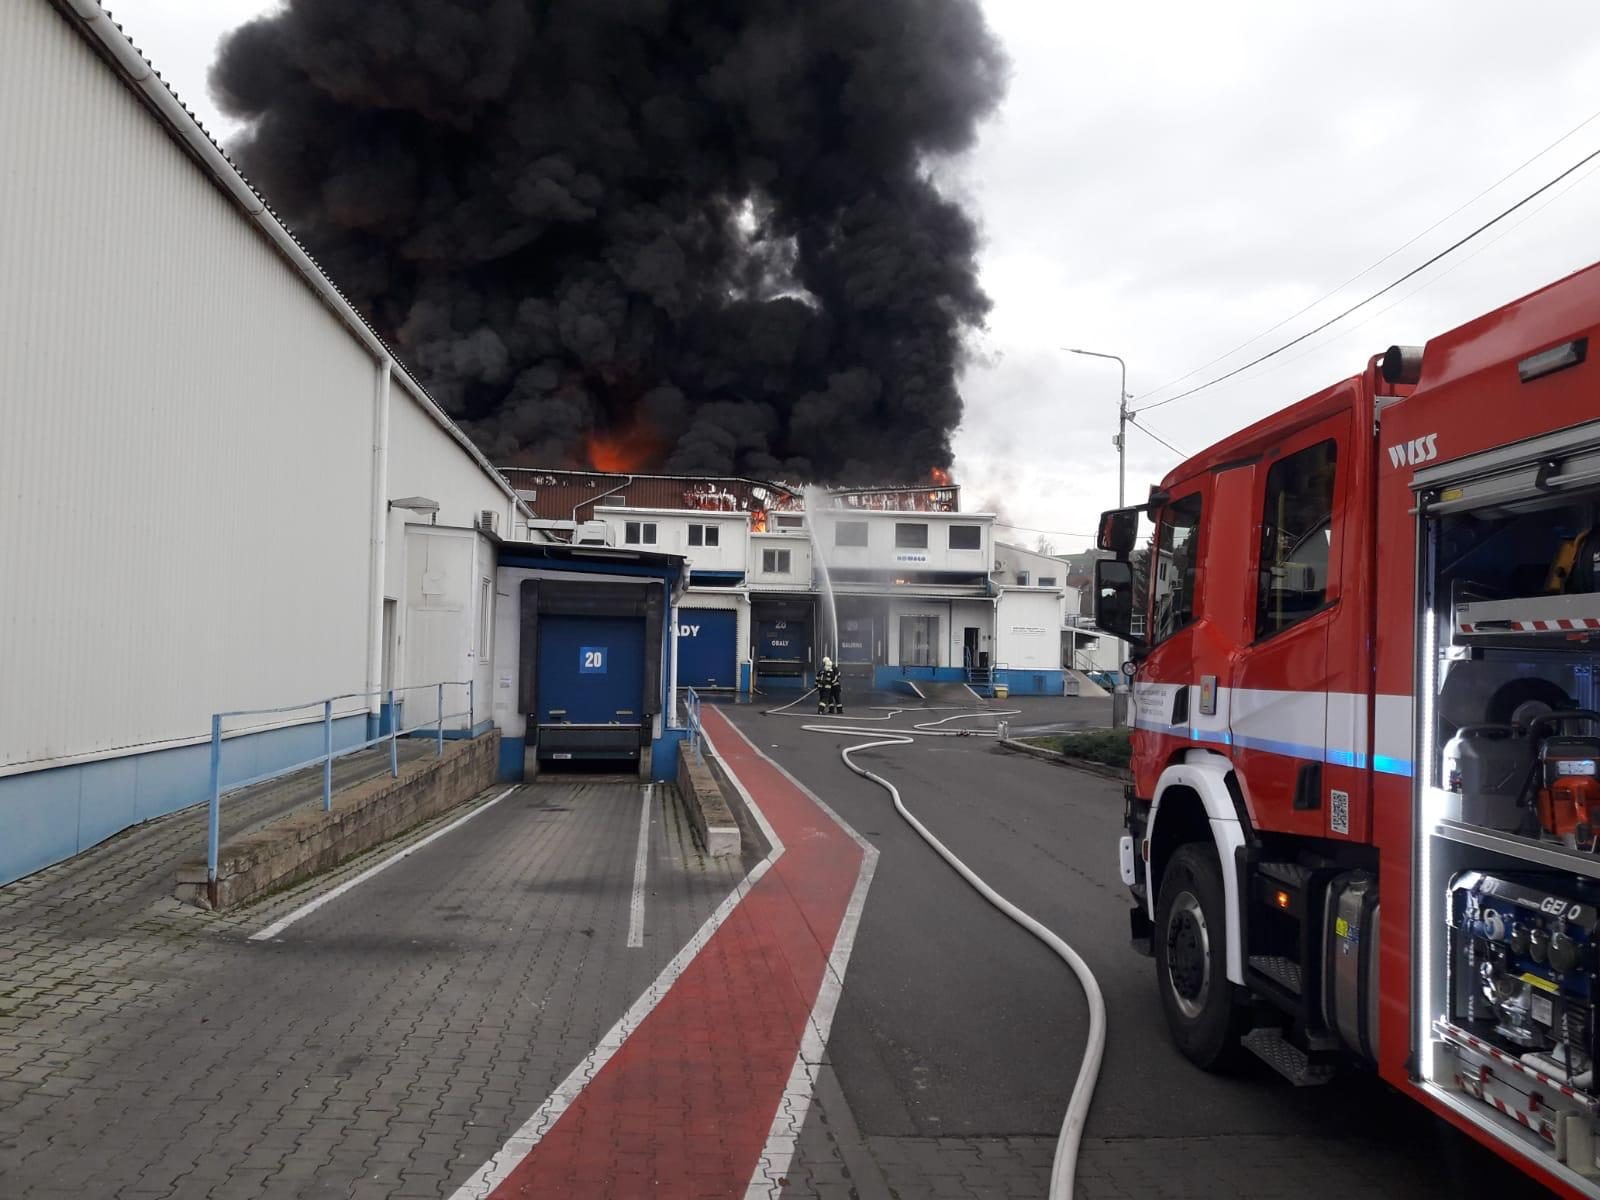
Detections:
895,523,929,549
1152,492,1204,644
478,578,493,660
899,615,938,666
835,521,868,547
763,548,792,574
1017,570,1031,586
687,523,720,548
1039,576,1057,587
776,514,804,529
948,524,982,550
1256,439,1338,639
624,521,657,545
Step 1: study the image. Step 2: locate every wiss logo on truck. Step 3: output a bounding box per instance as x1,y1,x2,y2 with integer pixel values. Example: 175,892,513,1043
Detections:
1387,432,1439,468
1092,263,1600,1197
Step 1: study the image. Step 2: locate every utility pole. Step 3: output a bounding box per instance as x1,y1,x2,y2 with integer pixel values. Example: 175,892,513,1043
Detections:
1065,348,1130,506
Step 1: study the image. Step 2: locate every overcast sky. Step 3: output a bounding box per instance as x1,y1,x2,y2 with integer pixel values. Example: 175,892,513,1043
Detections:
109,1,1600,554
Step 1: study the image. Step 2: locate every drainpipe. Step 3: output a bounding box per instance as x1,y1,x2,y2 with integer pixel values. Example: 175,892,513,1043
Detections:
573,475,635,525
366,360,392,719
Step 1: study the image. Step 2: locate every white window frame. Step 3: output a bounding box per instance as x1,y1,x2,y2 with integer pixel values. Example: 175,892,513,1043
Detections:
763,548,792,574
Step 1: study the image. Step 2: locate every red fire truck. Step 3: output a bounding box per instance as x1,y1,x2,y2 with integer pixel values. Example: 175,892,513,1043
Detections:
1095,261,1600,1194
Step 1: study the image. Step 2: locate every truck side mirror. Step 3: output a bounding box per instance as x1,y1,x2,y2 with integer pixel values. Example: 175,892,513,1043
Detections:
1094,559,1144,650
1097,507,1142,556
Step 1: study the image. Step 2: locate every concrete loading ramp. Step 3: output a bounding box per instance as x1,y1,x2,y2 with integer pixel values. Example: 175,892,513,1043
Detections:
1067,670,1110,698
907,680,987,705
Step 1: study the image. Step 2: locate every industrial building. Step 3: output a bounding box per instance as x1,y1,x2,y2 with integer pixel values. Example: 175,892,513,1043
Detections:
0,0,696,884
0,0,1109,888
503,470,1119,697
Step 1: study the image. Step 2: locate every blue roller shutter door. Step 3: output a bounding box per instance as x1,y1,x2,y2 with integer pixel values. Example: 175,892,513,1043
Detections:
677,608,737,689
537,615,646,758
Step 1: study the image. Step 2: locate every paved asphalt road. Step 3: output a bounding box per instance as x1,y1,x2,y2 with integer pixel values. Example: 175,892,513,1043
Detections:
720,695,1556,1199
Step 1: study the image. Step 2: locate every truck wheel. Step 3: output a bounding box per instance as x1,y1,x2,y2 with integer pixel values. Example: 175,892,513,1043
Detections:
1154,843,1247,1070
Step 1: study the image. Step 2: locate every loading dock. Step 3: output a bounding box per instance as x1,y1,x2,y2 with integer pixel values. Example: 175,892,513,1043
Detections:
752,598,814,685
677,607,738,690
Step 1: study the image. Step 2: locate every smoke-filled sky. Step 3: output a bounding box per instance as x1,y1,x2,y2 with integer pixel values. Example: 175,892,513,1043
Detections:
104,1,1600,549
205,0,1004,486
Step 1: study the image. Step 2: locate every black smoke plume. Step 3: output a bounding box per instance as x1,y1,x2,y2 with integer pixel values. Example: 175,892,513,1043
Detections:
212,0,1005,481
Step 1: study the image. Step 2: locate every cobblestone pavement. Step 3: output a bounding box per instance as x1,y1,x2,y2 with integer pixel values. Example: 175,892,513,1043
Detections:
0,772,742,1199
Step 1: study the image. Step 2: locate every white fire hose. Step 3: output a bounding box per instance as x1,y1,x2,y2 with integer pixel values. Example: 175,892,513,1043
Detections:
762,693,1107,1198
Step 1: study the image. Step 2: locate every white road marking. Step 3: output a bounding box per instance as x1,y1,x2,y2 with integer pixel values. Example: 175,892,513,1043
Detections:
627,784,652,948
248,785,520,942
445,729,786,1200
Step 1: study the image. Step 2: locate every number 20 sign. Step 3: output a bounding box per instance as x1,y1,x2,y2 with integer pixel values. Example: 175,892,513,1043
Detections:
580,647,607,674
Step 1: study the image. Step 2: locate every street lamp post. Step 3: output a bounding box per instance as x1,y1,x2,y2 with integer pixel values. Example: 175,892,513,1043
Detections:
1065,348,1130,507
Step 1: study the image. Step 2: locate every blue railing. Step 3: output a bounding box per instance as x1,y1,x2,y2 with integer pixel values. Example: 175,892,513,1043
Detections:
684,687,703,755
205,680,475,890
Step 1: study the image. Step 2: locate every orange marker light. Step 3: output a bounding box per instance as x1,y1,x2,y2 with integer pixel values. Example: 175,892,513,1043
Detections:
1274,889,1291,910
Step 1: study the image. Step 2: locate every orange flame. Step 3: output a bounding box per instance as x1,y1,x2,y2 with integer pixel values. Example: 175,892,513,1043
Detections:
751,509,768,533
586,422,664,473
929,466,953,486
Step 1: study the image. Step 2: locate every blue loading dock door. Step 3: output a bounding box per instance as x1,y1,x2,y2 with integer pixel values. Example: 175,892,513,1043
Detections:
677,608,737,690
757,618,809,677
838,616,874,665
536,615,646,761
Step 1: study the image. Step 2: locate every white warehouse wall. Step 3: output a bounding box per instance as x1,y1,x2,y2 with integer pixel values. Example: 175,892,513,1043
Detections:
0,0,528,884
0,0,376,769
387,384,518,538
995,590,1067,670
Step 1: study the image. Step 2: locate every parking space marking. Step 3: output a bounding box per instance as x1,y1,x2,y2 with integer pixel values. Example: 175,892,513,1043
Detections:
627,783,652,947
248,784,520,942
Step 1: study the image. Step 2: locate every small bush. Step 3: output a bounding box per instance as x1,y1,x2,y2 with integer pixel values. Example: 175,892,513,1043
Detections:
1022,728,1131,767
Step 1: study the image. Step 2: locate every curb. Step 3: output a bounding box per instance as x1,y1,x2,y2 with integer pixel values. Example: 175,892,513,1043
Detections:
997,737,1132,783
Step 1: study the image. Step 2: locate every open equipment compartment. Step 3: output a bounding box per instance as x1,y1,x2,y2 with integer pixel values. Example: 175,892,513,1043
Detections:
1415,418,1600,1189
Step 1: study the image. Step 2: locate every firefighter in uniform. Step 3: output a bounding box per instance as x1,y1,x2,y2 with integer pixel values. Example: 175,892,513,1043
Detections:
817,656,843,715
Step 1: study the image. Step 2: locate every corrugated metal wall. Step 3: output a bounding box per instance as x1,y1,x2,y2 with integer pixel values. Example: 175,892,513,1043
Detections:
0,0,374,768
387,385,516,534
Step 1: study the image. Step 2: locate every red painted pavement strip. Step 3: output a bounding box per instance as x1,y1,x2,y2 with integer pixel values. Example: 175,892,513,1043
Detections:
489,705,865,1198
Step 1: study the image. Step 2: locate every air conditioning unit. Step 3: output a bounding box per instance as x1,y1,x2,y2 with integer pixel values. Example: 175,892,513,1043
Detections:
475,510,500,535
574,520,614,546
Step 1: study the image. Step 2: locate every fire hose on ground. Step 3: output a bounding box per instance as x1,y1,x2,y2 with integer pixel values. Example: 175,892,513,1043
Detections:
761,689,1107,1199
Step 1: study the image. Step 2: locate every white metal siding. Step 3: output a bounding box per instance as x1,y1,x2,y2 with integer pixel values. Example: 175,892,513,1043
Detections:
0,1,375,767
995,591,1067,669
386,385,515,536
401,527,489,729
825,511,992,575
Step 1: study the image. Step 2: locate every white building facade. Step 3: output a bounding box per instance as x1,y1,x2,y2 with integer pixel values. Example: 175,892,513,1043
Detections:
0,0,537,884
576,500,1106,696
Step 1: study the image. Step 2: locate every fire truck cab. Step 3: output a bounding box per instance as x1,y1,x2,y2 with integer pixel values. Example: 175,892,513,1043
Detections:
1096,261,1600,1195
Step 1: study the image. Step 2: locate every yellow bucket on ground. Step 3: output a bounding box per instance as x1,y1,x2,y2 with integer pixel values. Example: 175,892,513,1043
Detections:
993,683,1009,699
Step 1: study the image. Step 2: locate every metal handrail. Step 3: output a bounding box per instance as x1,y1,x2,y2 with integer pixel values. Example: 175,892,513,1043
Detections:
205,680,477,893
684,687,703,756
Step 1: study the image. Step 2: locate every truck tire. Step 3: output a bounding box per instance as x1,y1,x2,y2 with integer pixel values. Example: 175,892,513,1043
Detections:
1154,843,1247,1070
